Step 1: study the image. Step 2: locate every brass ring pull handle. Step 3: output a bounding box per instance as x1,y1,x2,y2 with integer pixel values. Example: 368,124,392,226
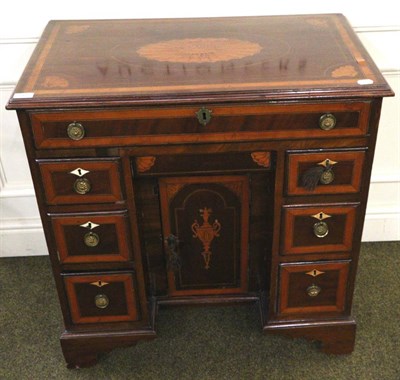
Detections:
319,168,335,185
67,122,85,140
313,221,329,238
94,294,109,309
195,107,212,126
319,113,336,131
73,177,91,194
301,158,337,191
164,234,181,272
84,232,100,247
307,284,321,297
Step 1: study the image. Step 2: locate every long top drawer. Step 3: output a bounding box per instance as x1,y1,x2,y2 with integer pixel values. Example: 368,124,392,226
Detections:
30,102,371,149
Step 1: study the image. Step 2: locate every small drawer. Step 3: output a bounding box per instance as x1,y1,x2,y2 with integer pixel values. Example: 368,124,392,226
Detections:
51,212,131,264
30,102,369,149
64,272,139,324
38,159,123,205
279,261,350,315
134,151,272,176
286,149,366,196
281,204,358,255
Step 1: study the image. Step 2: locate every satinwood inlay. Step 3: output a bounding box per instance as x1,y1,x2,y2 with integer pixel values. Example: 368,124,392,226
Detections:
137,38,263,63
331,65,358,78
136,156,156,173
191,207,222,270
251,152,271,168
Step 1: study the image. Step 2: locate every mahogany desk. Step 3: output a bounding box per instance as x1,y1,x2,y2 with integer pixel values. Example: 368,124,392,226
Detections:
7,14,393,368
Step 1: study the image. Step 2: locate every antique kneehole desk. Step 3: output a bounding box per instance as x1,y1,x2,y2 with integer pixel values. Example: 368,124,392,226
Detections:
7,15,393,368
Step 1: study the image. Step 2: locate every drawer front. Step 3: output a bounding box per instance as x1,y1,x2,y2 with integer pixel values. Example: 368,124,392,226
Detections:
39,159,123,205
279,261,350,315
64,273,139,324
134,151,272,176
52,212,131,264
287,149,366,196
30,102,370,149
282,204,358,255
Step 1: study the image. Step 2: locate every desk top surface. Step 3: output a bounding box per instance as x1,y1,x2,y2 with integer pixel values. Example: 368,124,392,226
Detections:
7,14,393,109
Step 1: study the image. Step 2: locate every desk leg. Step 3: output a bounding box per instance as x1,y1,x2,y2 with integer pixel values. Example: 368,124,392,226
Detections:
60,328,157,368
263,319,356,354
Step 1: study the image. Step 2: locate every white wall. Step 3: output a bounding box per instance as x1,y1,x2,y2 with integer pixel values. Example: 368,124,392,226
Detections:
1,1,399,257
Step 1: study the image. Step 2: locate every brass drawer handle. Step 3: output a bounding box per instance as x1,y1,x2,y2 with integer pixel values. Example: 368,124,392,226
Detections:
67,122,85,140
73,177,91,194
319,113,336,131
313,221,329,238
94,294,109,309
195,107,212,126
319,167,335,185
84,231,100,247
307,284,321,297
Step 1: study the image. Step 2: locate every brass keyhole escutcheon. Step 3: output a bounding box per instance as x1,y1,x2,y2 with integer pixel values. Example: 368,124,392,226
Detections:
73,177,91,194
94,294,109,309
313,221,329,238
307,284,321,297
319,113,336,131
67,122,85,140
84,232,100,247
195,107,212,126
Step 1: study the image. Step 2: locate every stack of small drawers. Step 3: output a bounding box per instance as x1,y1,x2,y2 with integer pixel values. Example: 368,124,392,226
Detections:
277,111,369,320
38,155,141,325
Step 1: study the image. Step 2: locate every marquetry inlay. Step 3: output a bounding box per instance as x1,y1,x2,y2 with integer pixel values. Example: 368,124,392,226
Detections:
311,212,332,221
90,280,109,288
318,159,338,168
251,152,271,168
306,18,329,28
136,156,156,173
42,76,69,88
306,269,325,277
137,38,262,63
65,25,90,34
220,181,243,199
331,65,358,78
165,183,186,203
191,207,221,269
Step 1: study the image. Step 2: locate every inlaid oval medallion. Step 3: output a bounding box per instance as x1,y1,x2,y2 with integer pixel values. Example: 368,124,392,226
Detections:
137,38,263,63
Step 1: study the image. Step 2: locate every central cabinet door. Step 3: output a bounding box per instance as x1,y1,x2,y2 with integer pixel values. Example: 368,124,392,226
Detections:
159,176,249,296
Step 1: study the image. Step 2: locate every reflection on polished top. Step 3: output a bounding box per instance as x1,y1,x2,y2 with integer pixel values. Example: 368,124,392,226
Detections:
7,14,393,108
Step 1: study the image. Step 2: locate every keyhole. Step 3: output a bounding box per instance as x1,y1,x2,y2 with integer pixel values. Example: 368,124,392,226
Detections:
319,213,323,220
88,222,92,229
77,169,82,176
196,107,212,126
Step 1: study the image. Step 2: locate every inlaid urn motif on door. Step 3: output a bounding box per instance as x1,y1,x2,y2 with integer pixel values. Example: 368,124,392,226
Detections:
159,176,249,296
191,207,222,270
